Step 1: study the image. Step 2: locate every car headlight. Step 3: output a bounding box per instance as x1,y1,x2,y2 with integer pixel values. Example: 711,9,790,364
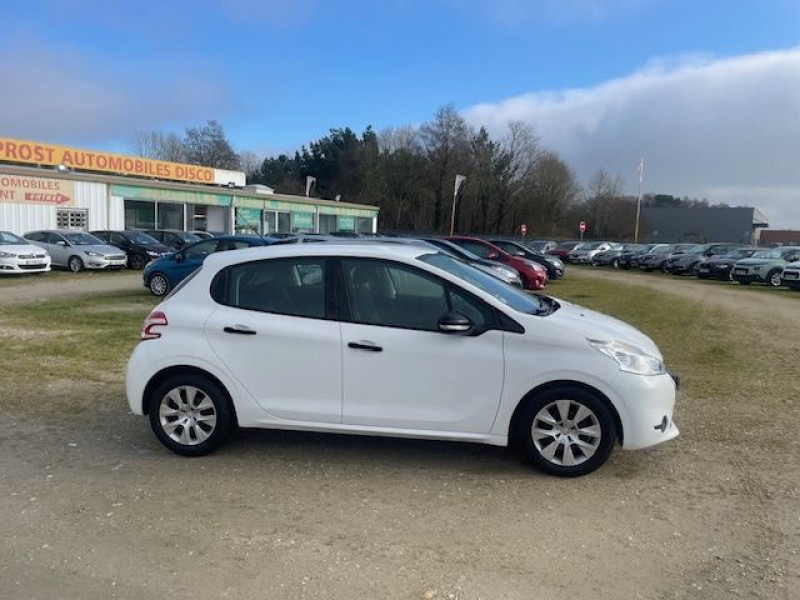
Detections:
0,251,17,258
146,250,160,256
752,266,761,272
85,251,101,257
588,340,666,376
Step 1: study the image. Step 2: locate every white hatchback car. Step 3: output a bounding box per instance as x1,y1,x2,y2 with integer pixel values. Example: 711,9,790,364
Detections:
0,231,51,274
127,244,679,476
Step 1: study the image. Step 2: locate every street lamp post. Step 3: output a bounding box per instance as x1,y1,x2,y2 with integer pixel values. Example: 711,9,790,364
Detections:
634,158,644,243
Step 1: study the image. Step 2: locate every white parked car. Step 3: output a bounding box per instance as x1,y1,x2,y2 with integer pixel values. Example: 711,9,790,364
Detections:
25,230,127,272
0,231,51,274
568,241,619,264
781,261,800,291
126,244,679,476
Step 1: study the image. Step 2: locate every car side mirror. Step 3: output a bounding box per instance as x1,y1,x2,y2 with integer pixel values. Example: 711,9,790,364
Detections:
57,240,68,246
438,311,472,334
174,253,184,262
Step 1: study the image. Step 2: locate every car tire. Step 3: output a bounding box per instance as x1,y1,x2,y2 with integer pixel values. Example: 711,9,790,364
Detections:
518,386,616,477
148,374,233,456
148,273,170,296
129,254,147,270
68,256,84,273
767,269,782,287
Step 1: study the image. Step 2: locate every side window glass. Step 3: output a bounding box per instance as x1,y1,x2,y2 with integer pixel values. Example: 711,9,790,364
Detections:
111,233,124,245
215,258,326,319
183,240,217,260
463,242,489,258
343,260,449,331
26,232,43,242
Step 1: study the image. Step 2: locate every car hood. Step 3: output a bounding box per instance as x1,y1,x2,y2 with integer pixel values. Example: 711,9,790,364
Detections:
735,258,782,267
528,298,661,358
77,244,125,255
0,244,49,255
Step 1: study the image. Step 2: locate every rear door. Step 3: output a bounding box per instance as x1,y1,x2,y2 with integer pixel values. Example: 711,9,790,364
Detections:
339,258,504,433
204,257,342,422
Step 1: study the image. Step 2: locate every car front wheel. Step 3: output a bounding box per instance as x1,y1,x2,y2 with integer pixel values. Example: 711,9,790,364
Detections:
68,256,84,273
518,386,616,477
148,273,170,296
148,375,232,456
129,254,147,270
767,269,782,287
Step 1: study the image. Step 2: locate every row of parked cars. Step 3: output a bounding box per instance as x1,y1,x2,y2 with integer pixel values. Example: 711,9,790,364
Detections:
536,239,800,290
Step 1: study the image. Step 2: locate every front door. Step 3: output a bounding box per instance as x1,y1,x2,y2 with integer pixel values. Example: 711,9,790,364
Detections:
204,256,342,423
339,259,504,433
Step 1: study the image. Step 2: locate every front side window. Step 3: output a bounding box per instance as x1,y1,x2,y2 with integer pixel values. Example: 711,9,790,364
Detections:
342,259,490,331
213,258,326,319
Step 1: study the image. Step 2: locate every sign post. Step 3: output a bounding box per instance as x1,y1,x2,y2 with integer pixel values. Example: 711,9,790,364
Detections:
579,220,586,241
520,223,527,240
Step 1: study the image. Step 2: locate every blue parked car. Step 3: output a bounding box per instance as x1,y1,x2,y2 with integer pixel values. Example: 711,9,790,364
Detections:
144,235,278,296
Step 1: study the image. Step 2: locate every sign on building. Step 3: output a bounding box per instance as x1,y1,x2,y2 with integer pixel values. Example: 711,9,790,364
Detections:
0,174,74,206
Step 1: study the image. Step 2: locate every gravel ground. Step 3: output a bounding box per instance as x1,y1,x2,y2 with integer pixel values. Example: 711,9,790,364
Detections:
0,269,797,600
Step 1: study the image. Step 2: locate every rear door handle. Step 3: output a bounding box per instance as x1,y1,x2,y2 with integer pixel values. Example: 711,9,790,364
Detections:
347,341,383,352
224,325,257,335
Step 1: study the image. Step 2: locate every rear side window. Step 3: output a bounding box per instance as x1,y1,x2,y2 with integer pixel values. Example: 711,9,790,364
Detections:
212,258,326,319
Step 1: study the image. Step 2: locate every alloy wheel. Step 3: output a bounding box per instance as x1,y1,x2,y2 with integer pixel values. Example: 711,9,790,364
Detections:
149,274,169,296
531,399,601,467
158,385,218,446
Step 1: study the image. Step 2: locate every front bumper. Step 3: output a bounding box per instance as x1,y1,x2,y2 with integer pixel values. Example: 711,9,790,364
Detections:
85,257,128,270
612,371,679,451
731,269,764,283
0,257,51,273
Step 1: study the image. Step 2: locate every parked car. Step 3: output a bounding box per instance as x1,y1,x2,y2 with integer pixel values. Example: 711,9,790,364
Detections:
592,244,647,268
731,246,800,287
419,238,523,287
528,240,558,253
189,230,224,240
617,244,657,270
488,239,565,279
445,236,547,290
0,231,51,274
91,230,172,270
666,243,745,275
696,247,761,280
547,241,581,260
568,241,619,264
127,243,679,477
24,230,127,272
780,261,800,290
144,229,205,250
639,244,694,272
143,235,277,296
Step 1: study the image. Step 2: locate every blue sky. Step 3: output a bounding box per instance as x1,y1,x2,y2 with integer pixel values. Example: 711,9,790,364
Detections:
1,0,799,223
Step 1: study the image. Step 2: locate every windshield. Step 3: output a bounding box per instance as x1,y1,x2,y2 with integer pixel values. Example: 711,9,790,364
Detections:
419,252,554,315
556,241,576,250
424,239,481,261
529,241,547,251
754,248,796,259
649,244,673,255
0,231,27,245
724,248,755,259
686,244,711,255
578,242,603,250
127,232,161,245
63,232,104,245
181,232,203,243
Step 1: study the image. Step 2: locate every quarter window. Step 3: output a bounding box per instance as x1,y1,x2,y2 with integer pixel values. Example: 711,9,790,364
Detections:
183,240,218,260
213,258,326,319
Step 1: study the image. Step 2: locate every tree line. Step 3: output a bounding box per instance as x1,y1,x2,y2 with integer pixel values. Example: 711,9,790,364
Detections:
133,108,721,240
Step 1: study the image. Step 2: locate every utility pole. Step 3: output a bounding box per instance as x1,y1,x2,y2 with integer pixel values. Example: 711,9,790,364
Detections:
634,158,644,243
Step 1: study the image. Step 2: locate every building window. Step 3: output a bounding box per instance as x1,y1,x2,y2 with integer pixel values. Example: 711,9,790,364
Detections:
56,209,88,230
157,202,184,230
318,214,337,234
235,207,262,234
277,211,291,233
291,211,315,233
124,200,155,230
356,216,374,234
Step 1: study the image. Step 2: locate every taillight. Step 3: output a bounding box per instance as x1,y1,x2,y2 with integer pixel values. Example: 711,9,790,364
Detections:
141,310,168,341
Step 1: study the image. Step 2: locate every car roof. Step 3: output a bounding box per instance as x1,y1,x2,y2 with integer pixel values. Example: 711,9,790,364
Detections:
201,242,434,271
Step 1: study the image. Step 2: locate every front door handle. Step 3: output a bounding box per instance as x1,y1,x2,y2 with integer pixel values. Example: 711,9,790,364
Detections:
347,341,383,352
224,325,257,335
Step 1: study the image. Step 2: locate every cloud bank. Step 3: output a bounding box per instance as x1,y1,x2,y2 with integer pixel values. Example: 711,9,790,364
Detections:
463,48,800,227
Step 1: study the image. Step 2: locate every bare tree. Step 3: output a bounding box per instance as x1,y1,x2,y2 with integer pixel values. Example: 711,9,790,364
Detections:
132,131,186,162
238,150,263,181
584,170,625,238
523,151,580,236
495,120,540,233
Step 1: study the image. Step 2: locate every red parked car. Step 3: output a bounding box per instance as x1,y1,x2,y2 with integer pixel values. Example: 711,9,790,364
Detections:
445,236,547,290
547,240,581,260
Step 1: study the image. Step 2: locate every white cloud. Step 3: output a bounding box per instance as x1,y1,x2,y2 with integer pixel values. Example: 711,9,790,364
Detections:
463,48,800,227
0,42,234,146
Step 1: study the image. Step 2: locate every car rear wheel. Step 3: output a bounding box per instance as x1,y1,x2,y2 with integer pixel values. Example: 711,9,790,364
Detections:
129,254,146,270
767,269,782,287
148,273,170,296
518,386,616,477
148,374,232,456
68,256,84,273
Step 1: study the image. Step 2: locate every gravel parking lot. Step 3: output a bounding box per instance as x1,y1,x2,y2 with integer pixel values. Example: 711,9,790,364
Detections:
1,270,797,600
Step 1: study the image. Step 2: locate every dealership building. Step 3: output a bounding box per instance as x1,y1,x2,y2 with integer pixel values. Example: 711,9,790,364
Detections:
0,137,378,237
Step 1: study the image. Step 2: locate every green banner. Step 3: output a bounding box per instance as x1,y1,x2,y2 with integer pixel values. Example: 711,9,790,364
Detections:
292,212,315,231
337,215,355,231
112,184,231,206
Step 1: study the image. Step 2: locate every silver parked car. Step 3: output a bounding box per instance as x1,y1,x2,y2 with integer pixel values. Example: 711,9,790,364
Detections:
24,230,128,272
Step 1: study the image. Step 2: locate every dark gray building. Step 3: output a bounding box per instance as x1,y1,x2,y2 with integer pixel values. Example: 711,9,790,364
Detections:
641,207,768,244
